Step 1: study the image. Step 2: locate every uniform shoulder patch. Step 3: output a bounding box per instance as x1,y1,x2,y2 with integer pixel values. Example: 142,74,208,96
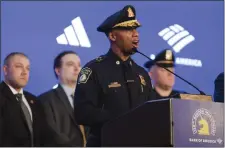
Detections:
78,67,92,84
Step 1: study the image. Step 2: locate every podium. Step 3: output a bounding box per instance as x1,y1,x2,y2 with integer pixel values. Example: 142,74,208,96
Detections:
101,99,224,147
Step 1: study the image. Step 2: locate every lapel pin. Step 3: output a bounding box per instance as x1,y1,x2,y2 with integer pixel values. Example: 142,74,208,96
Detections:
30,100,34,104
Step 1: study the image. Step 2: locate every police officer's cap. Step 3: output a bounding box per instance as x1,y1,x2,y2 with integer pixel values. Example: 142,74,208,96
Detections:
97,5,141,33
144,49,175,69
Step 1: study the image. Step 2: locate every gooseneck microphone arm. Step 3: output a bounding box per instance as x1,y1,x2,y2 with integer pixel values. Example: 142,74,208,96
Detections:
134,49,206,95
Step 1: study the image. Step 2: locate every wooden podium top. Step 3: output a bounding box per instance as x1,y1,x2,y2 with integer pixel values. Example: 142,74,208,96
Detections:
180,93,212,101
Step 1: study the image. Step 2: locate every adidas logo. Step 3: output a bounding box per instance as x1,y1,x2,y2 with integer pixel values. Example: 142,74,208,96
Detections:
158,24,195,53
56,16,91,48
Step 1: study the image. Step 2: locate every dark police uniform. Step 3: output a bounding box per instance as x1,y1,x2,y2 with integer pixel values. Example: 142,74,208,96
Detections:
153,89,181,100
213,72,224,103
144,49,182,100
74,5,154,147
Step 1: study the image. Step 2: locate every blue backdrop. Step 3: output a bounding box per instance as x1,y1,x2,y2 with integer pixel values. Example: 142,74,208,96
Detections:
1,1,224,97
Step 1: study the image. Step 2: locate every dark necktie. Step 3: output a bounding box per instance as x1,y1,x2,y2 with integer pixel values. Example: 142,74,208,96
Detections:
71,93,74,99
15,93,33,146
122,60,139,108
71,93,74,109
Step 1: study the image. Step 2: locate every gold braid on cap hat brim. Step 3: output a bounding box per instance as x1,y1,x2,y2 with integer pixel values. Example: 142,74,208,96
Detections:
156,61,174,64
113,20,141,28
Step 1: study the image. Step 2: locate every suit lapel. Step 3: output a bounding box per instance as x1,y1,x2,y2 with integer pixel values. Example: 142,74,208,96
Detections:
0,82,19,104
24,94,35,107
54,85,76,124
0,82,31,132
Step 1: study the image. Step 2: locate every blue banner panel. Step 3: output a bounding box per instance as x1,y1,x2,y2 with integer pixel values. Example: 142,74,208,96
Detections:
1,1,223,96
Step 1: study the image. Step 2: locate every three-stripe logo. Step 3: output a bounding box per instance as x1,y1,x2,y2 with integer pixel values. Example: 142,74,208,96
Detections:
56,16,91,48
158,24,195,53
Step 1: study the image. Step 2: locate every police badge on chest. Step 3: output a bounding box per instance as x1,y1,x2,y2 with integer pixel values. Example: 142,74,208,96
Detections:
139,75,146,92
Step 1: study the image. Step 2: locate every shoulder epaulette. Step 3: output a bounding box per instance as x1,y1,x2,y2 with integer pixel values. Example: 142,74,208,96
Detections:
95,55,106,63
84,55,106,68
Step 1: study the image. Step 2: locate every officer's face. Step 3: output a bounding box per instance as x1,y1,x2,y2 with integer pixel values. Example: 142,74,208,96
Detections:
56,54,81,84
3,55,30,90
150,66,175,90
111,28,139,54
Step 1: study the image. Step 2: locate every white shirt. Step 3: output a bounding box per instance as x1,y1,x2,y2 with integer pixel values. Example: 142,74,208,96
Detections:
61,84,75,109
6,82,33,121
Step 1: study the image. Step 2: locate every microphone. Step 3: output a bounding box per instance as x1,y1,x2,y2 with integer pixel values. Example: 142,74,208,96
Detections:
133,48,206,95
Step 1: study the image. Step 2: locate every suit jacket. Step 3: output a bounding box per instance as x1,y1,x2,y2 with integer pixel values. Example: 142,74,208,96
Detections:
0,92,3,146
38,84,84,147
0,81,54,147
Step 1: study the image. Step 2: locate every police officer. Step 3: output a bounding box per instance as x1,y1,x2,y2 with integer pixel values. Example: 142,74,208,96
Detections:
144,49,182,100
213,72,224,103
74,5,154,147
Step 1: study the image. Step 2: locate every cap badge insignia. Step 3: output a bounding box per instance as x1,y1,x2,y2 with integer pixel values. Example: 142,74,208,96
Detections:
165,50,172,60
127,7,134,18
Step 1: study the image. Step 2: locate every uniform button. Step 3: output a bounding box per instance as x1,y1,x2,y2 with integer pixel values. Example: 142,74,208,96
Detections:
116,61,120,65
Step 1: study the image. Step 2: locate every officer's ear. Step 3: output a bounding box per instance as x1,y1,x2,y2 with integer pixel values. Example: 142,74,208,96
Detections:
3,65,9,76
55,68,60,78
149,66,155,79
148,71,153,79
108,31,116,42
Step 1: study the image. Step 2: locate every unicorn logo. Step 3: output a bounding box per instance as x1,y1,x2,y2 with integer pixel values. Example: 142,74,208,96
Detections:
192,108,216,136
198,116,210,135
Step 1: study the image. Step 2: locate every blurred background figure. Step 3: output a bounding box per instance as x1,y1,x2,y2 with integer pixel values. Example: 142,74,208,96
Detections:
213,72,224,103
38,51,87,146
144,49,184,100
0,52,53,147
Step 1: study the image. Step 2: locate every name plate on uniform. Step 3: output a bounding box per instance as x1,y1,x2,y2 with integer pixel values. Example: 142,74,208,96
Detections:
172,99,224,147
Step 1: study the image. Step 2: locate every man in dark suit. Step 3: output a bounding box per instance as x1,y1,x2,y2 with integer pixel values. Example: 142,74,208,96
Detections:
38,51,86,147
0,92,3,146
0,52,53,146
144,49,184,99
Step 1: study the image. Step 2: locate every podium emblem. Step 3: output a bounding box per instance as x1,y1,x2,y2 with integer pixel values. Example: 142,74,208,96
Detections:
192,108,216,136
